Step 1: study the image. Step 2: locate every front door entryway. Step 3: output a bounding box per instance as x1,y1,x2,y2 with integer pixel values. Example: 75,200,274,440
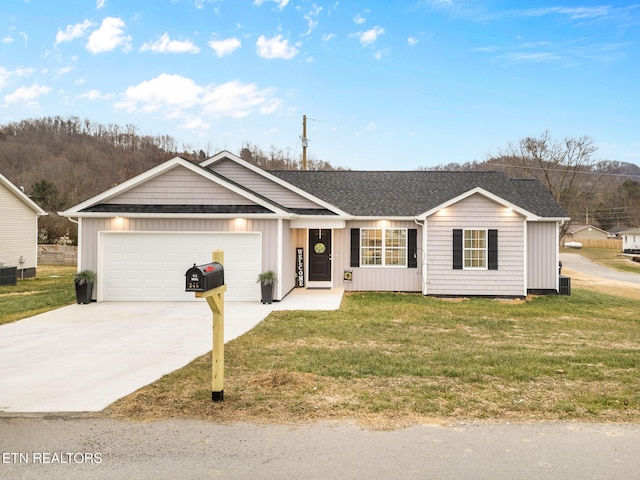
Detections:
308,229,331,282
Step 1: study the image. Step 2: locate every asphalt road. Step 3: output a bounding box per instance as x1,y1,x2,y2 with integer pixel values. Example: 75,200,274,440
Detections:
2,417,640,479
559,252,640,284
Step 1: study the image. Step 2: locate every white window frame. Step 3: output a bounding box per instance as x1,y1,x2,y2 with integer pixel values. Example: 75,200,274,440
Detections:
360,228,408,268
463,228,487,270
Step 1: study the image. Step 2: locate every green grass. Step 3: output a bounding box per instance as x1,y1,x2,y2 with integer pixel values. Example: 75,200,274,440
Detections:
107,289,640,426
0,265,76,325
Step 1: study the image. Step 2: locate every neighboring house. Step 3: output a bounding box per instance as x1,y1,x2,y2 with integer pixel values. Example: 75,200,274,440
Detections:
621,228,640,254
0,172,47,279
607,226,629,238
59,151,569,302
563,224,609,244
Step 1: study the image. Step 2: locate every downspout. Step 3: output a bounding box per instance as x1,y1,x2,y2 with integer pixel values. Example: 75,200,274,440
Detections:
277,218,283,301
65,217,81,273
557,219,565,293
414,218,427,295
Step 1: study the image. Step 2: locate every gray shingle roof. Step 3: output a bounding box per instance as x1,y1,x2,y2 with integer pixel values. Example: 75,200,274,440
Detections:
270,170,568,218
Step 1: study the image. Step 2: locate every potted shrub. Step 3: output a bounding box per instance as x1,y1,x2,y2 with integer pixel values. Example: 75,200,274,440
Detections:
74,270,96,304
257,271,276,304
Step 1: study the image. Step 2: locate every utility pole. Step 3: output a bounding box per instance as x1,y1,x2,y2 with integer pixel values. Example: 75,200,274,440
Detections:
301,115,308,171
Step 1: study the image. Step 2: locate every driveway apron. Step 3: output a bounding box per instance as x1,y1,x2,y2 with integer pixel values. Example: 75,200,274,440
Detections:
0,289,343,413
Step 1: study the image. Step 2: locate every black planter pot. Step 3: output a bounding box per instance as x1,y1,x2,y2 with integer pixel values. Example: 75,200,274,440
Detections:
260,283,273,304
75,281,94,304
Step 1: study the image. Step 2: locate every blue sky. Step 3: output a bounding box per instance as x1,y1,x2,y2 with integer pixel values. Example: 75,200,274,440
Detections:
1,0,639,170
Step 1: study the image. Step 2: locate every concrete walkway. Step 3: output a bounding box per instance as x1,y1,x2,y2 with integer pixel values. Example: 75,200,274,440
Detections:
0,288,343,413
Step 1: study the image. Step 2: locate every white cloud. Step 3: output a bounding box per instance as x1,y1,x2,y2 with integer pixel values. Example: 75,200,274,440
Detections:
78,89,113,100
407,36,419,46
208,37,241,57
114,74,282,121
55,19,94,46
115,73,202,113
357,26,385,46
0,68,10,90
86,17,132,53
4,84,51,107
374,49,390,60
53,66,74,79
254,0,290,10
256,34,298,59
302,5,323,36
0,67,35,90
96,0,106,8
202,80,281,117
353,14,366,25
140,33,200,54
2,35,14,44
181,117,210,131
321,33,335,43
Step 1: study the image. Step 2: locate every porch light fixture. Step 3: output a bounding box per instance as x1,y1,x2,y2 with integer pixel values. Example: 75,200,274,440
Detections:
233,218,247,230
113,216,124,228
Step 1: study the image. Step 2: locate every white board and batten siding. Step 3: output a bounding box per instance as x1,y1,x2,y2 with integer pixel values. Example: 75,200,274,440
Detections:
527,222,559,291
426,194,526,296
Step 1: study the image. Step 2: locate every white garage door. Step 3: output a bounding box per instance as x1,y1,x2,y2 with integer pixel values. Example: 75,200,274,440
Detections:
98,232,261,302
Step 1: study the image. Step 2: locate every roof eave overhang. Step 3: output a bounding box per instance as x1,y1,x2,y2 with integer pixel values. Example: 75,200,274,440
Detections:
351,216,417,221
62,212,294,220
0,174,48,216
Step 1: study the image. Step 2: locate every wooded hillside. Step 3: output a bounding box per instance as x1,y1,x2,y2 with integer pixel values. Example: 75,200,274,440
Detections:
0,116,337,242
1,117,639,243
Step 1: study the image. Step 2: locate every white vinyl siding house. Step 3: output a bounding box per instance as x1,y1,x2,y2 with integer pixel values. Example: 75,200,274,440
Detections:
61,151,568,301
423,193,526,297
0,172,47,278
621,229,640,254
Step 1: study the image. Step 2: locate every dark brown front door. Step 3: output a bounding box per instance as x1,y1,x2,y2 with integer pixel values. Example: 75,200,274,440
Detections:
308,229,331,282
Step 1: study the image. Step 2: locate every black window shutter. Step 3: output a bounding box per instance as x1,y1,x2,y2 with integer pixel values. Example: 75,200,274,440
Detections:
408,229,417,268
488,229,498,270
350,228,360,267
453,229,463,270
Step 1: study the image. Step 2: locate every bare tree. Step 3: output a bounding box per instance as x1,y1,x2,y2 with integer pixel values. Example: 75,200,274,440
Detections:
497,130,614,230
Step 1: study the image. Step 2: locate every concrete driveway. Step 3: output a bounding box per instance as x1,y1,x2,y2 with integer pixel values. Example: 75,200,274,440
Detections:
0,288,343,413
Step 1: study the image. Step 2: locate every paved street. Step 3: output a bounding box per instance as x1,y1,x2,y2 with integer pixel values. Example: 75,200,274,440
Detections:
1,417,639,479
560,252,640,284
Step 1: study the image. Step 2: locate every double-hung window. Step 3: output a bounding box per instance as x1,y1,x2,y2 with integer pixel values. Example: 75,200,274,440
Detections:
463,229,487,269
361,228,407,267
453,228,498,270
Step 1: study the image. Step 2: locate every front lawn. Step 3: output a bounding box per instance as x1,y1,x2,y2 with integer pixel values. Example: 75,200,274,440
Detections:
0,265,76,325
106,288,640,427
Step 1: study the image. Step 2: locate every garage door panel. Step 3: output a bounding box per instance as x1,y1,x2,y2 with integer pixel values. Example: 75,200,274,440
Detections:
99,232,261,302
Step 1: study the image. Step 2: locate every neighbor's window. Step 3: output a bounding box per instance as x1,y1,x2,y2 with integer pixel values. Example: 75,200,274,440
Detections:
361,228,407,266
464,229,487,269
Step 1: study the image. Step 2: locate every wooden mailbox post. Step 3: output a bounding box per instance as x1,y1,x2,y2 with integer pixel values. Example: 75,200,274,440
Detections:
192,250,227,402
